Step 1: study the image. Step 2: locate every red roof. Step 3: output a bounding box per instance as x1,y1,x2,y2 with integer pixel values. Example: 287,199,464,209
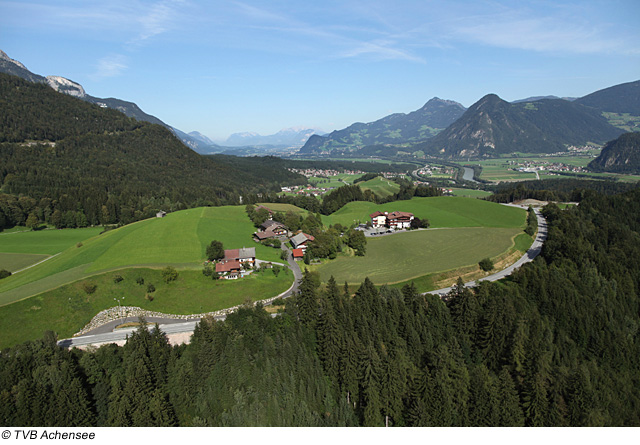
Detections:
387,211,413,220
216,259,241,273
224,249,239,261
369,211,386,218
292,248,304,258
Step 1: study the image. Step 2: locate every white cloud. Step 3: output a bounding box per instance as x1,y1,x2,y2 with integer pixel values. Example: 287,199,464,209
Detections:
93,54,128,78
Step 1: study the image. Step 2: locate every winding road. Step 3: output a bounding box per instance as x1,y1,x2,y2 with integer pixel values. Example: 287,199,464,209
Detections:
58,207,546,348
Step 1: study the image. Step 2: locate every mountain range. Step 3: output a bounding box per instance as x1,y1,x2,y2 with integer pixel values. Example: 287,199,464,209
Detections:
300,98,466,154
225,127,324,148
413,93,625,158
301,80,638,159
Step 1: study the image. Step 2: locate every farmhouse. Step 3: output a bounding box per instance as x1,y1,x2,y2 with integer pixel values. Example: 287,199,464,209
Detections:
290,232,315,251
222,247,256,265
387,211,414,229
215,247,256,279
292,248,304,260
254,220,288,241
369,211,414,229
215,259,242,279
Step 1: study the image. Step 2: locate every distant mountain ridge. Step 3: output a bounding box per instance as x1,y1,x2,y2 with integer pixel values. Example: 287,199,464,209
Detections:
225,127,324,147
300,97,466,154
0,49,218,153
589,132,640,174
413,94,624,158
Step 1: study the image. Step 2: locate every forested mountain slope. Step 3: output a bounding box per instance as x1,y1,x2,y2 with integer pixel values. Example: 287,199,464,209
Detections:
589,132,640,174
300,98,466,154
1,186,639,426
0,73,303,230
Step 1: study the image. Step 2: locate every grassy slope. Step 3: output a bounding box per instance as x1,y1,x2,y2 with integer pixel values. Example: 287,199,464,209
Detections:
0,267,292,349
313,227,521,285
322,196,525,228
0,227,103,255
356,176,401,198
0,206,283,305
255,203,309,216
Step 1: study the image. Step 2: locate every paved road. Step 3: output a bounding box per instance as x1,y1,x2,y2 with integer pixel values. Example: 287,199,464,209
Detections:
427,207,547,296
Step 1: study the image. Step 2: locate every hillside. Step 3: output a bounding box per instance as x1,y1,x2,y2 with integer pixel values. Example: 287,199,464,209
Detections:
574,80,640,115
589,132,640,174
413,94,623,158
300,98,466,154
0,73,303,231
0,49,218,153
0,206,286,305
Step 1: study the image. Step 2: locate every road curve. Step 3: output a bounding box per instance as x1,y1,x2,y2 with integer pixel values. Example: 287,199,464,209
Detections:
427,206,547,296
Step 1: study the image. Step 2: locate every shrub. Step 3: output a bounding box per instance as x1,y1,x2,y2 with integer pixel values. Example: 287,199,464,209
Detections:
162,266,179,283
202,265,213,277
82,282,97,294
113,274,124,283
147,283,156,293
76,242,83,248
479,258,494,272
136,277,145,285
0,269,12,279
145,293,154,301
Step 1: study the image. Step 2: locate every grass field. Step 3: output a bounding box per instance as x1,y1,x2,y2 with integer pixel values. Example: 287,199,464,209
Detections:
356,176,401,198
321,196,525,229
0,226,103,255
256,203,309,215
311,227,522,286
0,206,284,306
450,188,493,198
0,266,292,349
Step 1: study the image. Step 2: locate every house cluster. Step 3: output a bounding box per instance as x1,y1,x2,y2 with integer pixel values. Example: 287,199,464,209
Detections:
508,160,588,174
214,247,256,280
369,211,415,229
417,164,456,178
280,184,333,197
287,168,364,178
251,208,316,261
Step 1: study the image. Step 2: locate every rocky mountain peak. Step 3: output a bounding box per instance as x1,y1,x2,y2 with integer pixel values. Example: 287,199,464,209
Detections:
45,76,86,98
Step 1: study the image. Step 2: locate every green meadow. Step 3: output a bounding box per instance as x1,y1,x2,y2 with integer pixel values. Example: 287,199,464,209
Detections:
321,196,525,228
314,196,527,290
0,206,285,306
0,267,292,349
312,227,522,286
256,202,309,215
356,176,401,198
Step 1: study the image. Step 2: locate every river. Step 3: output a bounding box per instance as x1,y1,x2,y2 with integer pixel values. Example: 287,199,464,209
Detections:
463,167,478,182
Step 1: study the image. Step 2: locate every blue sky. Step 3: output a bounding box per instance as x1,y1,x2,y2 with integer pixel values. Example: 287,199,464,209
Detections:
1,0,639,142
